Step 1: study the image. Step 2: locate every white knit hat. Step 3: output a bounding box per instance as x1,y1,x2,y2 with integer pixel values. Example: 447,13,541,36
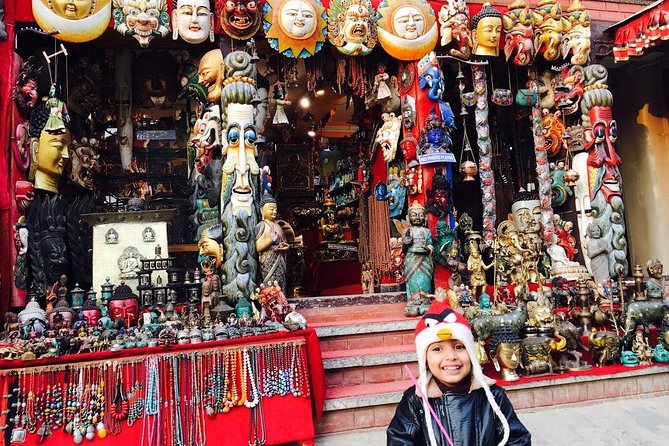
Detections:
414,300,510,446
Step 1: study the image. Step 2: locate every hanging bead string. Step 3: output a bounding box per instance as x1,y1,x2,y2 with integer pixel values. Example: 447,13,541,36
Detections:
4,340,309,444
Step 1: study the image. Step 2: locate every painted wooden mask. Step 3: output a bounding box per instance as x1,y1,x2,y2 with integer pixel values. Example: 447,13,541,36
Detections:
437,0,471,59
561,0,591,66
327,0,377,56
215,0,262,40
263,0,327,58
531,0,567,61
376,0,438,61
503,0,534,66
112,0,171,47
172,0,215,43
32,0,112,43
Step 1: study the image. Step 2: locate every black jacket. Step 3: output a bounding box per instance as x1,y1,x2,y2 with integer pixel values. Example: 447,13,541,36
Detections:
387,385,531,446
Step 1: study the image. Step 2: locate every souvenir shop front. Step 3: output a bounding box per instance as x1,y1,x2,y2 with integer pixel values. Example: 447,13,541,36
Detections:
0,0,668,445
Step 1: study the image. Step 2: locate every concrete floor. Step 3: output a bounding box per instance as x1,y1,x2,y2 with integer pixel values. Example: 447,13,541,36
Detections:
314,393,669,446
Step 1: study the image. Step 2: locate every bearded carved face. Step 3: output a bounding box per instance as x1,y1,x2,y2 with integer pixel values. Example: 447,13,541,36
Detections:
585,107,621,202
223,103,259,216
217,0,261,39
69,140,100,190
375,113,402,163
114,0,170,48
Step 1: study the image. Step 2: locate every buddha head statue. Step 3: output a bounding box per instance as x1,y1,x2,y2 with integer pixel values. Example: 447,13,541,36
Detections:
326,0,377,56
471,3,502,57
510,187,541,235
400,134,418,163
108,281,140,327
47,296,74,329
561,0,590,66
503,0,534,66
28,100,71,194
260,193,278,222
172,0,214,43
80,295,101,327
489,325,522,381
215,0,262,39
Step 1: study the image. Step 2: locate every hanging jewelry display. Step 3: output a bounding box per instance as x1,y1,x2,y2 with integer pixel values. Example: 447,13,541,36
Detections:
527,69,556,246
472,63,495,245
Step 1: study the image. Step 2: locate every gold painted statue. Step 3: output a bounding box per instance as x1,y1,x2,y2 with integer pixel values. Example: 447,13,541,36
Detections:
471,3,502,57
255,194,290,293
465,233,492,297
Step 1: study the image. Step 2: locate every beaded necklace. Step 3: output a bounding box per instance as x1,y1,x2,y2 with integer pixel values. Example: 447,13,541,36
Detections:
248,348,266,446
243,348,260,408
171,355,185,446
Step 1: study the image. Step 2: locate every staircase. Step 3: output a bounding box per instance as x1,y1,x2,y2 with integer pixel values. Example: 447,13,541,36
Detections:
296,292,418,435
294,292,669,437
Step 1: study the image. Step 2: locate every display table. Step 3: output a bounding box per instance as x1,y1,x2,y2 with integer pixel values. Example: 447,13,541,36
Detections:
0,329,325,446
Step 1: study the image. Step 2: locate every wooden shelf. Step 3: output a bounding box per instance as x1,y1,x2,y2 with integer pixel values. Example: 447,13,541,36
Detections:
168,244,198,253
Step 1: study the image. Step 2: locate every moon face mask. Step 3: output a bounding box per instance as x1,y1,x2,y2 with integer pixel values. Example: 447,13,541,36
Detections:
376,0,438,61
32,0,112,43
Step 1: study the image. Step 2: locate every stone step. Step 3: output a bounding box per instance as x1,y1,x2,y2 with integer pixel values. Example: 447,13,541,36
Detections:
322,344,416,369
315,319,418,353
315,364,669,435
295,293,405,324
325,358,419,389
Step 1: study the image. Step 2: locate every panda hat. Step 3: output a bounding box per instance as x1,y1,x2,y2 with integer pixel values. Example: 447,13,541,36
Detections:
414,300,510,446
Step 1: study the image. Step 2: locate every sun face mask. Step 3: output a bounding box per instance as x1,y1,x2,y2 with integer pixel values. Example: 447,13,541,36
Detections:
263,0,327,57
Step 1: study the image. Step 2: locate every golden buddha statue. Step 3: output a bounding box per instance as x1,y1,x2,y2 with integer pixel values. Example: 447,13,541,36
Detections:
471,3,503,57
255,194,290,293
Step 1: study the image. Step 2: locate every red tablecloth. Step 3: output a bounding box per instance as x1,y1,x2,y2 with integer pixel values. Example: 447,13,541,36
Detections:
0,328,325,446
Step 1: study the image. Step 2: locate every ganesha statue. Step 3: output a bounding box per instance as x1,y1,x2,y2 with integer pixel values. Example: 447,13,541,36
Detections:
437,0,471,59
561,0,591,66
532,0,567,61
503,0,534,66
326,0,377,56
112,0,170,47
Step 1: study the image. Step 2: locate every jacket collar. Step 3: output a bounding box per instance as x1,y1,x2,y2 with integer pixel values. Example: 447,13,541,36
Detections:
425,374,496,398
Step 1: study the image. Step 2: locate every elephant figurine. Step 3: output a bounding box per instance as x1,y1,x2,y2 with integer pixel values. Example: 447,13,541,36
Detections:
589,331,621,367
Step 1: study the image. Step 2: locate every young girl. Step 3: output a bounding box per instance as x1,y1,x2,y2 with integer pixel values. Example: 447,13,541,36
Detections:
387,300,531,446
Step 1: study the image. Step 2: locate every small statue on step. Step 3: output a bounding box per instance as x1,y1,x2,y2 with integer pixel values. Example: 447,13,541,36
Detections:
403,202,434,316
645,259,664,300
632,329,653,365
361,262,374,294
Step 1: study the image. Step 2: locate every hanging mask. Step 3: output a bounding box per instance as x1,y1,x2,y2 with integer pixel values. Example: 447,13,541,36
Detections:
263,0,327,58
376,0,438,61
540,109,565,157
215,0,262,40
554,65,584,115
375,112,402,163
532,0,567,61
172,0,215,44
327,0,377,56
437,0,471,59
69,138,100,190
32,0,112,43
503,0,534,66
112,0,171,48
561,0,591,66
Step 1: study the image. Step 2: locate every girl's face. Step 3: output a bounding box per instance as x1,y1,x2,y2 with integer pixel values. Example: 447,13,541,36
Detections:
426,339,472,390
